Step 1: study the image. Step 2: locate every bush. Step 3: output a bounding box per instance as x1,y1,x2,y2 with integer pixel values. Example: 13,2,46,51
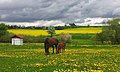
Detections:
0,23,8,37
0,32,13,43
58,33,72,43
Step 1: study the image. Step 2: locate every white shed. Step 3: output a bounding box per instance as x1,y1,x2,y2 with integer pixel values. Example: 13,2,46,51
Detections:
11,35,24,45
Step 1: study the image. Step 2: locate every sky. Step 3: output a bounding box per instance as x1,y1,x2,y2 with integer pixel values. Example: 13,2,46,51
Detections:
0,0,120,26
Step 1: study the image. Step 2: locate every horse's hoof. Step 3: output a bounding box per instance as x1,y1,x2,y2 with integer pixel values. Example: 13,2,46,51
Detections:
59,53,62,54
45,53,49,55
45,53,47,55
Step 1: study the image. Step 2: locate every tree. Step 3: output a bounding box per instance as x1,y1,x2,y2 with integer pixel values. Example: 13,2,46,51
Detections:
93,28,113,44
69,23,76,27
94,18,120,44
47,26,56,37
0,23,8,37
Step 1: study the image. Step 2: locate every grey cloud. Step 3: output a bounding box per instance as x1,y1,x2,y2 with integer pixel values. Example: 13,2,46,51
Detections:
0,0,120,23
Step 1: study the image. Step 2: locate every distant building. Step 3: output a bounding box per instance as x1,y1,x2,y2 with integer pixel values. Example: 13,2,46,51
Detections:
11,35,24,45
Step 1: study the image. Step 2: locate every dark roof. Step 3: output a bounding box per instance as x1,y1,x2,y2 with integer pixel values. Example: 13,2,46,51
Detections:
11,34,24,39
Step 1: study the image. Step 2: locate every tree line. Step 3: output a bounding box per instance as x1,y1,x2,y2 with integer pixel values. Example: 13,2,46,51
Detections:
7,23,92,30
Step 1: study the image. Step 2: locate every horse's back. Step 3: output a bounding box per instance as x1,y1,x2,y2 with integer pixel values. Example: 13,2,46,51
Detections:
58,42,66,48
44,38,59,46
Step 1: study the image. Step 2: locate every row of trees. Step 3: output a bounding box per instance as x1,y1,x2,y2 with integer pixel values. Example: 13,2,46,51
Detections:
7,23,90,30
8,25,47,29
94,18,120,44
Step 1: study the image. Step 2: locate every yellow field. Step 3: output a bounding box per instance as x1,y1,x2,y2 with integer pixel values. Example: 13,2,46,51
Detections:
8,28,102,36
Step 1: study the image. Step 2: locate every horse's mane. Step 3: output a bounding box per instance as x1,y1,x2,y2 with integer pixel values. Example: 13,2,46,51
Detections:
44,38,49,44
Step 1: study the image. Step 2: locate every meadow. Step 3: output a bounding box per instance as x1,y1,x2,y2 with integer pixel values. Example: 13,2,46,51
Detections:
1,27,119,72
0,44,120,72
8,27,102,36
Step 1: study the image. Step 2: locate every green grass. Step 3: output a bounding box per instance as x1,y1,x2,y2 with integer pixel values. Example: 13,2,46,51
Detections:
71,34,95,45
71,39,95,45
0,44,120,72
72,34,94,39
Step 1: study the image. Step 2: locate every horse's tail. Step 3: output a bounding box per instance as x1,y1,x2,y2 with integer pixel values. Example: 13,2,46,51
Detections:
44,38,50,55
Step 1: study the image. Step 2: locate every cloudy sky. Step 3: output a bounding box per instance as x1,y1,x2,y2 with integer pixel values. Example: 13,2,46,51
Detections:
0,0,120,26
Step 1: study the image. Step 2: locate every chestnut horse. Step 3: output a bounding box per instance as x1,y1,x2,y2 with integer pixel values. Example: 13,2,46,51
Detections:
57,42,66,53
44,38,59,55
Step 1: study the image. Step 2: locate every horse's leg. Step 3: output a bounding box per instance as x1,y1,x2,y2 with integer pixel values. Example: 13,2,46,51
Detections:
44,44,48,55
45,47,49,55
47,47,50,55
56,47,59,54
63,47,65,52
61,48,62,53
45,48,47,54
52,46,54,54
55,44,58,54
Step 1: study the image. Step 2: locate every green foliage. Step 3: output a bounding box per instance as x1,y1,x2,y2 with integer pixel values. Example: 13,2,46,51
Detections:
0,33,47,43
0,23,8,37
0,23,10,43
55,26,66,30
0,32,13,43
23,35,46,43
107,18,120,44
94,18,120,44
47,26,56,37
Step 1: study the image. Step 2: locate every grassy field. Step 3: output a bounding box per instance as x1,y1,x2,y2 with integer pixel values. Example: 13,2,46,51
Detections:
0,44,120,72
2,27,119,72
8,28,102,36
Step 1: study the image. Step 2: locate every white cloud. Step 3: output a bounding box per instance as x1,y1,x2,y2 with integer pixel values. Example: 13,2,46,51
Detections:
0,20,65,27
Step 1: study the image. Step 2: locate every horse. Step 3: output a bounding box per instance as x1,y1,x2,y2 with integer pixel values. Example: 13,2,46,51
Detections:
44,38,59,55
57,42,66,53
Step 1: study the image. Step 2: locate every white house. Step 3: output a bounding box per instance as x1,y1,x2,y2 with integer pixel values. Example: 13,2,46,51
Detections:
11,35,24,45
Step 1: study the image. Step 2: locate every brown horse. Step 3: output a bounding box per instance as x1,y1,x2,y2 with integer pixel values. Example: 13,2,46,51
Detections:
57,42,66,53
44,38,59,55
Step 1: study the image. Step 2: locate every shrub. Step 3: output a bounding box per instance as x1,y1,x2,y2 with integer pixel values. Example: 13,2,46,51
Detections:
0,32,13,43
58,32,72,43
21,35,46,43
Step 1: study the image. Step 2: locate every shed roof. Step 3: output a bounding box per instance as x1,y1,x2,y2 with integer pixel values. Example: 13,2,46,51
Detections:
11,34,24,39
